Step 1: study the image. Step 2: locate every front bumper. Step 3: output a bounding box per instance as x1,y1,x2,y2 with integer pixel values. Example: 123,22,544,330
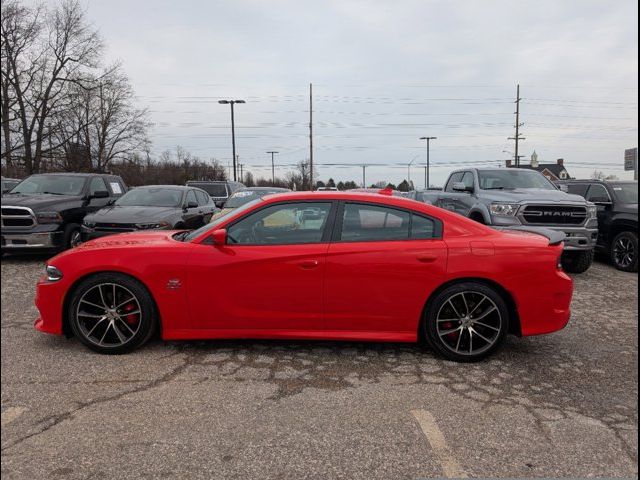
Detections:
1,230,64,250
34,275,67,336
80,226,120,242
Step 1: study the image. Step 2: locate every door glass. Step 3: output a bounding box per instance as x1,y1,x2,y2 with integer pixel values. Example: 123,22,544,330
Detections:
227,202,332,245
566,184,589,197
444,172,464,192
340,203,410,241
586,184,611,203
89,177,108,195
195,190,210,205
461,172,474,189
410,214,437,239
185,190,198,206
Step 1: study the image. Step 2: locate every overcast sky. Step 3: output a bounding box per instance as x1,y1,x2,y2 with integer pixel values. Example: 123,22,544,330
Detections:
80,0,637,185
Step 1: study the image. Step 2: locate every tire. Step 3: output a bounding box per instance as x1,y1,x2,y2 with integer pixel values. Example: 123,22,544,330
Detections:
68,273,157,354
561,250,594,274
610,231,638,272
63,223,82,250
422,282,509,362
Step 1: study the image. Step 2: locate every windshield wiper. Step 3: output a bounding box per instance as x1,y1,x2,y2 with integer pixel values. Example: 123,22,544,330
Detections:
484,187,505,190
41,191,64,195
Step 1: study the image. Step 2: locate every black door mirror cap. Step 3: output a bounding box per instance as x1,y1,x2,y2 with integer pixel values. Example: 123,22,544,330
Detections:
90,190,110,199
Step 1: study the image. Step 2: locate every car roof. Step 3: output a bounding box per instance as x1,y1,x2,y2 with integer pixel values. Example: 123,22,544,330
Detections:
236,187,290,192
135,185,195,191
260,190,434,207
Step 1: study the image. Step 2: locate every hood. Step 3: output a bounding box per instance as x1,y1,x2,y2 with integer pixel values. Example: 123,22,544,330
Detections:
481,188,587,204
77,230,180,251
0,193,83,211
84,205,180,224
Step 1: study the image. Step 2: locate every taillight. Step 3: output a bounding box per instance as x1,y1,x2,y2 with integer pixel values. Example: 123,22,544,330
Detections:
557,256,563,270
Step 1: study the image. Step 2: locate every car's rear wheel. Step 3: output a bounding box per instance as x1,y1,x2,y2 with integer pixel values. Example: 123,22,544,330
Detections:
423,282,509,362
611,231,638,272
68,273,156,354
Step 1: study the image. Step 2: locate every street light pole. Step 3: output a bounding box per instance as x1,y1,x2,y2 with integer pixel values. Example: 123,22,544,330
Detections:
219,99,245,181
419,137,437,189
267,151,279,185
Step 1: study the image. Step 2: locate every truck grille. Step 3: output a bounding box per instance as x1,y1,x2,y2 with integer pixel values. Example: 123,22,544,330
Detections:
1,206,36,228
520,205,587,226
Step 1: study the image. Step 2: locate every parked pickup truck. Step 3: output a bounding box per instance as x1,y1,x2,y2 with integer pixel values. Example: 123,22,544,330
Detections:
419,168,598,273
557,179,638,272
1,173,126,253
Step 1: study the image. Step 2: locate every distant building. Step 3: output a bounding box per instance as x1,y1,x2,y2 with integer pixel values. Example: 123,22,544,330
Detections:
506,151,571,181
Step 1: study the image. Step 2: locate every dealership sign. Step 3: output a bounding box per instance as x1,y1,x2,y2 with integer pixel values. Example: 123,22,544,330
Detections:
624,148,637,171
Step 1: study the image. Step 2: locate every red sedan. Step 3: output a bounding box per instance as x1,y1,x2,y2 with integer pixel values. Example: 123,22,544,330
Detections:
35,191,573,362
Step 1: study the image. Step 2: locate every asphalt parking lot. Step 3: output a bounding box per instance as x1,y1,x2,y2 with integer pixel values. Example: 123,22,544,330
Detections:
1,256,637,479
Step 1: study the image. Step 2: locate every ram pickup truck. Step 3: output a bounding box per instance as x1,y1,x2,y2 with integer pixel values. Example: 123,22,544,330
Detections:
1,173,126,254
557,179,638,272
419,168,598,273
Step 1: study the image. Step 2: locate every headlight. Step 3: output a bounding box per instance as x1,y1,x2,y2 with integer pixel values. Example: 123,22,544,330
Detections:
83,220,96,228
587,205,597,218
36,212,63,223
135,221,170,230
45,265,63,282
489,203,520,216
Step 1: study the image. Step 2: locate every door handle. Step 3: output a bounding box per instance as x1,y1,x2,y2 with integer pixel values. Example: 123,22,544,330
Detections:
298,260,319,269
417,254,438,263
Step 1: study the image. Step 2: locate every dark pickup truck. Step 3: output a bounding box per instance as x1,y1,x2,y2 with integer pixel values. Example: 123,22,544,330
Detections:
557,179,638,272
1,173,126,253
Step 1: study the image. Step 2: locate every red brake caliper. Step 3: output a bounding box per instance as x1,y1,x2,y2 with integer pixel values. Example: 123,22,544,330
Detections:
441,321,458,341
122,302,138,325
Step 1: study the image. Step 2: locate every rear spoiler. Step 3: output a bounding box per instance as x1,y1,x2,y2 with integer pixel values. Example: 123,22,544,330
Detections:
496,226,566,246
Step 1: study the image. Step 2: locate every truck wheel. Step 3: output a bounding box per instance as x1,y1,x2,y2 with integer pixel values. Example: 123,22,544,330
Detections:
610,231,638,272
64,223,82,249
561,250,594,274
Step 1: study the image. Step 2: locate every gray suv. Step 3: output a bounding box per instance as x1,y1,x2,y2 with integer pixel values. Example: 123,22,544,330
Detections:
185,180,245,208
420,168,598,273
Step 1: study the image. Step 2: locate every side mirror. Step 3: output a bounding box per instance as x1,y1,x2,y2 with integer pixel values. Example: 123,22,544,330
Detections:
453,182,473,193
592,198,612,206
90,190,109,199
186,201,198,209
212,228,227,246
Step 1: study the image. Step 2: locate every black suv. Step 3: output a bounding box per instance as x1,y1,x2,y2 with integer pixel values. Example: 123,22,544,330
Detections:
1,173,126,253
185,180,244,208
557,180,638,272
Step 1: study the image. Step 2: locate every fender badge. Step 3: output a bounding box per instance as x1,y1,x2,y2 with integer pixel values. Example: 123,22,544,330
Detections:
166,279,182,290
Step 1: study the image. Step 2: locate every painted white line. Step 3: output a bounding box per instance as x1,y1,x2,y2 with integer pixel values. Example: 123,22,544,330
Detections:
1,406,27,427
411,409,468,478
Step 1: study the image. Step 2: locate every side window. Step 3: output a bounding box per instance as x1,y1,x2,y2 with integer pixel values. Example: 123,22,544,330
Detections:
444,172,464,192
227,202,332,245
341,203,410,241
185,190,198,206
89,177,108,195
566,184,589,198
195,190,210,205
410,214,437,239
586,184,611,203
461,172,475,189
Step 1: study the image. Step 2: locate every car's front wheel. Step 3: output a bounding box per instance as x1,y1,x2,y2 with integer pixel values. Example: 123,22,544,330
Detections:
611,231,638,272
68,273,157,354
423,282,509,362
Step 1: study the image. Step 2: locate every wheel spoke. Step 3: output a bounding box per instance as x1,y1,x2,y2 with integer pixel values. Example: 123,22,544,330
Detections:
80,299,107,311
447,299,463,319
77,312,105,318
112,284,117,308
459,292,470,317
86,317,107,337
439,326,462,336
468,329,473,353
473,305,496,321
114,296,135,310
121,310,140,316
117,317,136,335
455,328,464,352
474,320,500,332
98,285,109,309
112,322,127,343
467,296,487,318
470,327,493,344
98,323,111,345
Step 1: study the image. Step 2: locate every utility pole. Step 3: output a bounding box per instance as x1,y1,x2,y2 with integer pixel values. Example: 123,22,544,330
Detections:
361,165,367,187
419,137,437,189
218,99,245,181
508,84,525,167
239,161,243,183
267,151,279,185
309,83,314,190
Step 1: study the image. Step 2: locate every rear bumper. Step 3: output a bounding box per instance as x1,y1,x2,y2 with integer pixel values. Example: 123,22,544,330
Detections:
1,230,64,250
517,270,573,336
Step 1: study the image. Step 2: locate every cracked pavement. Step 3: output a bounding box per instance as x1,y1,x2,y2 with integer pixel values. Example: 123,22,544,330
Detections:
1,256,637,479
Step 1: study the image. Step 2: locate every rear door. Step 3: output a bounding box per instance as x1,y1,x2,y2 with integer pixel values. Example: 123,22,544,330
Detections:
324,202,448,334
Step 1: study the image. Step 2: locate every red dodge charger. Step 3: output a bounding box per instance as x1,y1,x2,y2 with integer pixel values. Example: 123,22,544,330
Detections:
35,191,573,362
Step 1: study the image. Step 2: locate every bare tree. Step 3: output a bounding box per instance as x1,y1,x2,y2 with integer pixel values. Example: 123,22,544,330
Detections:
1,0,103,174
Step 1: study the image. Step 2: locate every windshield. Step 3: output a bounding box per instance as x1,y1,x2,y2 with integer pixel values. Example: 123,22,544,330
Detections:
9,175,86,195
183,198,263,241
188,182,227,197
611,183,638,204
225,189,287,208
477,169,557,190
116,188,183,207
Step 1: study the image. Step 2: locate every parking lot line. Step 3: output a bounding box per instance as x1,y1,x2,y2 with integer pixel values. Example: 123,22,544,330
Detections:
1,406,27,427
411,409,468,478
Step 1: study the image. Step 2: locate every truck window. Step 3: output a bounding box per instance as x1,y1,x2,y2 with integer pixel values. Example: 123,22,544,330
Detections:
89,177,108,196
566,184,589,197
461,172,475,189
586,184,611,203
444,172,464,192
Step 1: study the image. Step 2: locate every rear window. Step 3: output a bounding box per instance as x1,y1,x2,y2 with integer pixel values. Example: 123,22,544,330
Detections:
189,183,227,197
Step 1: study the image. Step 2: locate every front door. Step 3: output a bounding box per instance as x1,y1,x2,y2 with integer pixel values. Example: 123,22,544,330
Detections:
186,201,335,331
324,202,448,334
